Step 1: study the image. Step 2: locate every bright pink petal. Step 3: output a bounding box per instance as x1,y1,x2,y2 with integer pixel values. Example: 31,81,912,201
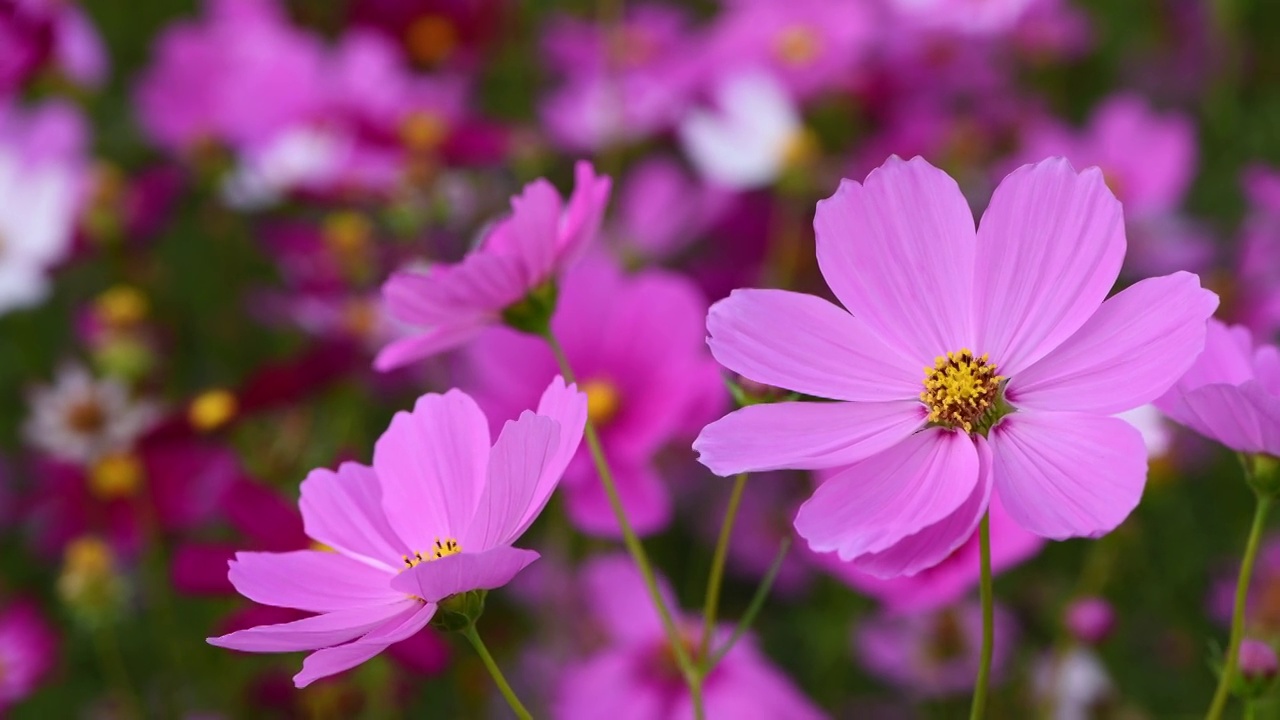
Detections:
373,323,486,372
389,546,539,603
1009,272,1218,414
706,289,922,402
694,400,926,475
794,429,980,563
382,255,524,325
1171,382,1277,455
1169,319,1257,392
851,435,994,579
579,554,674,643
556,160,612,265
564,460,672,538
814,156,975,364
207,601,417,652
974,158,1125,375
293,603,437,688
499,178,562,283
299,463,407,571
373,390,491,552
227,550,401,612
989,411,1146,539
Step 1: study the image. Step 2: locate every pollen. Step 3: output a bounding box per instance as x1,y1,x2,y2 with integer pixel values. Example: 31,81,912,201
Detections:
399,112,448,152
188,389,237,432
921,349,1004,434
403,538,462,569
404,14,457,66
582,379,622,426
89,452,144,500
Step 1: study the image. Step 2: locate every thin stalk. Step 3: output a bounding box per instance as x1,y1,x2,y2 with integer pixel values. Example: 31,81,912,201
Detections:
1207,492,1273,720
969,512,994,720
94,621,141,719
707,537,791,669
461,624,532,720
700,473,748,665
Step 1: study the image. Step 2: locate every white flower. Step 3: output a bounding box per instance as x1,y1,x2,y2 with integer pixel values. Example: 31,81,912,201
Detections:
0,148,77,315
24,365,159,464
1035,648,1114,720
222,127,348,209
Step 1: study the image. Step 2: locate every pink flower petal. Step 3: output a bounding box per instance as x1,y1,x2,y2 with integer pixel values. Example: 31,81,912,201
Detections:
557,161,612,265
207,601,417,652
851,435,994,579
293,603,437,688
694,400,926,475
814,155,975,365
706,288,921,402
373,323,486,372
1171,381,1279,455
1008,272,1218,414
794,429,980,563
299,462,407,571
579,554,674,643
227,550,401,613
373,390,491,552
389,546,539,603
499,178,563,284
989,411,1146,539
974,158,1125,376
564,461,672,538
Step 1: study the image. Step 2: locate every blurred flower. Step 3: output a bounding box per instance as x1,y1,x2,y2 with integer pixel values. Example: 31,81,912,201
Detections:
1034,647,1115,720
856,600,1016,697
57,535,127,624
376,161,611,369
23,364,159,465
0,601,58,710
1239,638,1278,683
553,555,824,719
461,254,724,536
887,0,1042,36
609,156,730,263
0,0,108,96
696,156,1217,577
347,0,505,70
209,379,586,687
1064,597,1115,646
1232,164,1280,339
1210,534,1280,637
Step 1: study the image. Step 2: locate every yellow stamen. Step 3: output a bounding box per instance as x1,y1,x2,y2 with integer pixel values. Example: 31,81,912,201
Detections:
89,452,144,500
322,211,373,259
582,379,622,426
402,538,462,569
400,112,448,153
774,25,821,66
188,389,237,432
920,348,1003,433
95,285,149,329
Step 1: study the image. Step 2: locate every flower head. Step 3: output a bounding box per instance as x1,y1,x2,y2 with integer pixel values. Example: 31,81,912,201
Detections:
208,378,585,687
0,602,58,710
24,364,159,465
696,156,1218,577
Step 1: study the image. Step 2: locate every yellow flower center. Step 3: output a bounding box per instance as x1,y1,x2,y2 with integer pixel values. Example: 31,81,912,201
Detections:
404,14,458,66
66,398,107,434
400,112,448,153
403,538,462,569
89,452,144,500
582,379,621,426
57,535,118,607
95,285,149,329
774,25,822,66
921,349,1004,434
188,389,237,432
781,128,820,169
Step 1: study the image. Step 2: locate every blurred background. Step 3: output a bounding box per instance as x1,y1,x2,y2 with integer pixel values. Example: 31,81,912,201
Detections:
3,0,1280,716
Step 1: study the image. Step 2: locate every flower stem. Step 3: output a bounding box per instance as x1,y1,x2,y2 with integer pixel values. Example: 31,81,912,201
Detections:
700,472,748,665
543,332,704,717
970,511,994,720
461,623,532,720
1207,491,1273,720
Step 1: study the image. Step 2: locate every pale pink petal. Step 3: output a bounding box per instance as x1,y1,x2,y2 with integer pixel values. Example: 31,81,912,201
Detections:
851,435,994,579
299,463,407,571
382,254,524,324
389,546,539,603
207,601,417,652
1170,319,1257,392
974,159,1125,375
1171,382,1274,455
293,603,437,687
989,411,1147,539
1008,272,1217,414
814,156,975,364
794,429,980,563
557,161,612,264
501,179,562,284
373,323,486,372
580,554,674,643
227,550,401,612
565,461,672,537
373,390,491,551
706,288,922,402
535,376,591,472
694,400,926,475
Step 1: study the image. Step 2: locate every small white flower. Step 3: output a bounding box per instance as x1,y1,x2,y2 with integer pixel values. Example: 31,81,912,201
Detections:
24,364,159,464
1035,648,1114,720
0,148,77,315
222,126,348,209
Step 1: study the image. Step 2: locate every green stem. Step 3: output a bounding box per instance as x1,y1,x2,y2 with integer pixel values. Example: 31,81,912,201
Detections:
1245,699,1258,720
970,511,994,720
461,624,532,720
93,622,141,719
706,537,792,669
1207,492,1273,720
543,332,704,717
700,473,748,665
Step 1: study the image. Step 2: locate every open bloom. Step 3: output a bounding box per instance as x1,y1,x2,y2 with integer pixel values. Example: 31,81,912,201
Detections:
0,601,58,710
696,156,1217,577
376,161,611,370
208,378,586,686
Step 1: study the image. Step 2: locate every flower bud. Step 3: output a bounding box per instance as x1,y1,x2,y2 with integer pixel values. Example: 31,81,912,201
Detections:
57,536,127,626
1240,639,1278,683
1065,597,1115,646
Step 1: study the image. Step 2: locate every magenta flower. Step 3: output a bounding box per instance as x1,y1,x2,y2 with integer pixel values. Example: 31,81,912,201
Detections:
376,162,611,370
696,156,1217,577
1158,319,1280,457
208,378,586,686
553,555,824,720
0,601,58,710
460,254,724,536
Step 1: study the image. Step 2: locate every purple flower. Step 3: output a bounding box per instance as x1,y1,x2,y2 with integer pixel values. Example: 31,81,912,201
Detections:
696,155,1218,577
208,379,586,687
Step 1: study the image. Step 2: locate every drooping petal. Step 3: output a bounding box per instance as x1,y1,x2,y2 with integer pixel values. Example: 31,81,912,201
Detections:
373,323,487,372
794,429,980,563
974,159,1125,375
989,411,1147,539
694,400,927,475
293,603,437,688
207,601,418,652
851,435,994,579
389,546,539,603
1169,382,1277,455
373,390,491,551
1008,272,1218,414
814,156,975,364
299,463,407,571
227,551,401,613
382,254,525,326
706,289,923,402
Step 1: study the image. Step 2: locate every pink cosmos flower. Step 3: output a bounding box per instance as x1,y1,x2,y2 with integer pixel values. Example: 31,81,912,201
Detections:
208,378,586,687
460,254,724,536
887,0,1042,36
1209,534,1280,635
0,0,107,96
375,161,611,370
0,601,58,710
1156,319,1280,457
553,555,824,719
696,155,1218,578
1233,164,1280,339
610,156,730,263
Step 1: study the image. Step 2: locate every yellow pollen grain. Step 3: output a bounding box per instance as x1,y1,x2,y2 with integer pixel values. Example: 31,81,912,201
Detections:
402,538,462,569
920,348,1003,433
89,452,144,500
581,379,621,426
188,389,238,432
